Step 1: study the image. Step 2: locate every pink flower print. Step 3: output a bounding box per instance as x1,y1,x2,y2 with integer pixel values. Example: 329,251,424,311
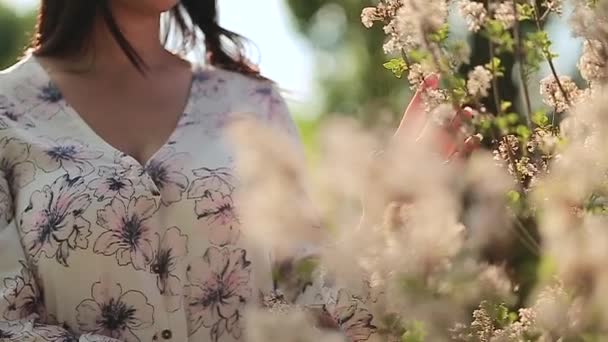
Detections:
20,174,93,266
94,196,157,270
149,226,188,312
2,261,45,321
144,148,189,206
188,167,236,198
35,138,103,177
87,165,135,202
194,190,240,246
0,137,36,189
76,282,154,342
184,247,252,340
324,290,377,342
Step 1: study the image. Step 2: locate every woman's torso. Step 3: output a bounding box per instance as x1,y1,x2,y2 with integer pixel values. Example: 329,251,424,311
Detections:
0,54,297,342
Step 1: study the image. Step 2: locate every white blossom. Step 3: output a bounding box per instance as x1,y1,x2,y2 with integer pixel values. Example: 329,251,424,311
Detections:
494,1,516,29
540,75,583,113
578,39,608,84
361,7,381,28
458,0,488,32
467,65,493,98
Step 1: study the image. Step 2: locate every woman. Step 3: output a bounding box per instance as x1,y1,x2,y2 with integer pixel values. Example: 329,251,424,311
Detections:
0,0,384,341
0,0,481,340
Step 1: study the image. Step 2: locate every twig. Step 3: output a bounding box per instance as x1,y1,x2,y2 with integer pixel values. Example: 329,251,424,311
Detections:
532,1,571,107
512,0,533,127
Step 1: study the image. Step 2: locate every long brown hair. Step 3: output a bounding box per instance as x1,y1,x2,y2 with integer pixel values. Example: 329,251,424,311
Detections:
32,0,259,75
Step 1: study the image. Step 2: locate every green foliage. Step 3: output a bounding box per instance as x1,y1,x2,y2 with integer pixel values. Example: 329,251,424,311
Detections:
524,31,557,76
484,20,515,53
0,4,36,69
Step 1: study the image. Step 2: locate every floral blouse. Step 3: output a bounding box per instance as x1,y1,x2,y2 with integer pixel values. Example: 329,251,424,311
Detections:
0,55,377,342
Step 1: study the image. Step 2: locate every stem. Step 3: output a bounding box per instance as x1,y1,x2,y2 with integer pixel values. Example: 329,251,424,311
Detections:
486,0,501,115
513,215,541,255
503,136,525,189
512,0,533,127
532,1,571,107
400,49,412,71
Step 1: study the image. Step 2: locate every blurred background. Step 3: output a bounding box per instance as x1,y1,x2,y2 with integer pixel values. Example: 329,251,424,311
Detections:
0,0,583,139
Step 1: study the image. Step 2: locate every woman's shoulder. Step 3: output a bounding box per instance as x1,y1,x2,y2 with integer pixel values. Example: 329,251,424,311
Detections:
192,63,276,93
0,54,37,90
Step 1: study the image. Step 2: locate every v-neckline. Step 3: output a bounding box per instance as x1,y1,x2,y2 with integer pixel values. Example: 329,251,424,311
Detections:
28,54,197,168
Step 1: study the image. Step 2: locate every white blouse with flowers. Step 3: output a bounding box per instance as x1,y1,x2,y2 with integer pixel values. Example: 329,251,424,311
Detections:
0,55,377,342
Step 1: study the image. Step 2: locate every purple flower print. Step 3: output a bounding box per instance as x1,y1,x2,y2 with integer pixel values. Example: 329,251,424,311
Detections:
87,165,135,202
35,138,103,178
0,137,36,189
144,148,189,206
149,226,188,312
191,71,228,99
76,282,154,342
2,261,45,321
188,167,236,199
0,95,34,128
20,82,65,120
94,196,157,270
20,174,93,266
29,324,79,342
184,247,252,340
250,86,284,119
324,290,377,342
0,320,31,340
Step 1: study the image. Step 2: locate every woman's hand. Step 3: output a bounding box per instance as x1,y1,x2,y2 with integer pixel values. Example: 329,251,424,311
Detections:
360,75,481,226
394,74,481,160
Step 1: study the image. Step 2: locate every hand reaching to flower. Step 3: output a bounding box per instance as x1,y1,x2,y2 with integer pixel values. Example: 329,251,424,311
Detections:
394,74,481,161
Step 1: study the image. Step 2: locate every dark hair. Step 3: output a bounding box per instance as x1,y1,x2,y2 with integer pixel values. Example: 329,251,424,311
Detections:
32,0,259,76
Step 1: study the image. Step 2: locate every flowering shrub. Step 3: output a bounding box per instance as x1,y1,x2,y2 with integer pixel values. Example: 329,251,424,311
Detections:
231,0,608,341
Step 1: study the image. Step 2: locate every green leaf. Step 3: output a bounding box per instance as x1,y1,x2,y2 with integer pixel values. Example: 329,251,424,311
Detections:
429,24,450,44
485,57,505,77
401,321,426,342
409,49,430,63
501,101,513,112
383,58,408,78
532,110,550,127
506,113,520,125
507,190,521,204
516,3,535,21
516,125,531,139
483,20,515,53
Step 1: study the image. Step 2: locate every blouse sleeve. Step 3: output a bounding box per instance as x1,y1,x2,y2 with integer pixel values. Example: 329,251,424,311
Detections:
262,87,379,342
0,171,119,342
